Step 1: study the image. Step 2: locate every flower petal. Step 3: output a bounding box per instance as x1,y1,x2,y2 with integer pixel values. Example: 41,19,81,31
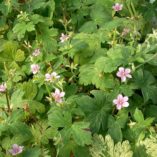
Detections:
121,76,126,82
51,72,57,76
125,68,131,74
119,67,125,72
55,88,60,94
123,102,129,107
113,99,118,104
117,94,123,100
60,92,65,97
116,71,122,77
116,104,122,110
126,74,132,78
123,96,128,102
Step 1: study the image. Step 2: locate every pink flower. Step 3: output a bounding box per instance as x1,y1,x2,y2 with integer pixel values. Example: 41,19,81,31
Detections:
113,94,129,110
112,3,123,12
45,72,60,82
32,48,40,56
8,144,24,156
31,64,40,74
122,28,130,36
60,33,69,43
52,88,65,103
116,67,132,82
0,83,6,92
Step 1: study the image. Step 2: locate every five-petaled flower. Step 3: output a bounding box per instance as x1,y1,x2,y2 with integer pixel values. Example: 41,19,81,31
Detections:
52,88,65,103
0,83,6,93
116,67,132,82
112,3,123,12
32,48,40,57
113,94,129,110
8,144,24,156
45,72,60,82
60,33,69,43
31,64,40,74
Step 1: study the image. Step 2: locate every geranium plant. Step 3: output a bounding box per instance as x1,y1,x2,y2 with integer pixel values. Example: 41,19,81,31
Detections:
1,0,157,157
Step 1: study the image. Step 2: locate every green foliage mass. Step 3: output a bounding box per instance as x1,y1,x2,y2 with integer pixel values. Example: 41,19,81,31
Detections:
1,0,157,156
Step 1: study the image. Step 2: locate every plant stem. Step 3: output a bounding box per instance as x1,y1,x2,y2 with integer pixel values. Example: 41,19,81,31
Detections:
126,1,134,18
6,91,11,112
130,2,137,17
45,84,51,96
135,53,157,70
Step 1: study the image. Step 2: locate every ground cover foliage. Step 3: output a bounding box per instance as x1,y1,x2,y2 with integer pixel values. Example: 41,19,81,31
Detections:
1,0,157,156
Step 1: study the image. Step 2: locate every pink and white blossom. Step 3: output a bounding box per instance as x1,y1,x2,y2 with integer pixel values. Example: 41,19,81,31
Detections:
8,144,24,156
113,94,129,110
31,64,40,74
45,72,60,82
112,3,123,12
32,48,40,56
122,28,130,36
60,33,69,43
116,67,132,82
52,88,65,103
0,83,6,93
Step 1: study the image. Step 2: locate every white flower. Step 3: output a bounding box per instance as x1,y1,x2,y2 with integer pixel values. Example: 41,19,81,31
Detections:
60,33,69,42
52,88,65,103
8,144,24,156
45,72,60,82
112,3,123,12
32,48,40,56
0,83,6,92
31,64,40,74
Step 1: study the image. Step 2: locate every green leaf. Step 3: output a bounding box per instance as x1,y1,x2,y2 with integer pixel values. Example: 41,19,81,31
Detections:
134,69,155,88
90,134,133,157
95,46,133,73
108,122,122,143
29,101,45,113
79,64,94,85
58,140,75,157
141,135,157,157
0,95,7,108
11,89,25,108
64,84,78,98
134,108,144,122
119,84,136,96
145,105,157,122
48,108,72,128
30,14,45,24
9,122,33,144
14,49,25,62
74,146,91,157
22,82,37,100
134,69,157,103
90,4,112,26
134,145,148,157
79,21,97,33
8,109,24,123
22,148,41,157
31,121,57,145
95,57,121,73
142,85,157,104
13,22,35,40
37,25,57,52
116,111,128,129
79,64,115,89
71,122,92,146
77,90,112,132
0,41,18,62
124,109,154,141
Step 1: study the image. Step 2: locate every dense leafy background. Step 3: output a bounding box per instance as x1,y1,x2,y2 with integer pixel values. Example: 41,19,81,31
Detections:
1,0,157,156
